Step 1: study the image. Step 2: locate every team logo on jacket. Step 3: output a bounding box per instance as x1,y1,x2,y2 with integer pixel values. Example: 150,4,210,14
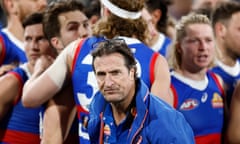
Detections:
104,124,111,136
180,99,199,110
211,93,223,108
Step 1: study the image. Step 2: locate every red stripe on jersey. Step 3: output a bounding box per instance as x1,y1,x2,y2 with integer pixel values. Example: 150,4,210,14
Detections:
195,133,221,144
0,36,6,65
76,105,89,119
7,71,24,105
71,39,86,75
209,72,225,97
0,129,40,144
170,84,178,108
149,53,159,85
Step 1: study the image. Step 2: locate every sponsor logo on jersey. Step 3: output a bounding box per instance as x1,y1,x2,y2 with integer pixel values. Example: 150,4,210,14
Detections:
211,93,223,108
180,99,199,110
201,92,208,103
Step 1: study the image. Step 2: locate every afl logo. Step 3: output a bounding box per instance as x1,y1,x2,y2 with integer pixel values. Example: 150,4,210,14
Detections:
180,99,199,110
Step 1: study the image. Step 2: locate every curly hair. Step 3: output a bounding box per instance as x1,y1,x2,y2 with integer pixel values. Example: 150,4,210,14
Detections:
92,0,148,44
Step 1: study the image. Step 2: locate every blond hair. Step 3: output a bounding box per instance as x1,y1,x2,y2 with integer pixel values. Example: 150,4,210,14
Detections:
168,13,213,69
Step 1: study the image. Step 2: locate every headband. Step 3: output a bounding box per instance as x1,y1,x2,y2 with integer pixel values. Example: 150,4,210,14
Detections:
100,0,141,20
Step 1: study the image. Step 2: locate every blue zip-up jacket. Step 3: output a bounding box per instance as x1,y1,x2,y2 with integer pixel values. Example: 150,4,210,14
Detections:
88,79,195,144
71,36,161,143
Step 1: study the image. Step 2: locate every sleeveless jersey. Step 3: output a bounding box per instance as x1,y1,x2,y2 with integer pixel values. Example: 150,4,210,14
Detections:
71,36,159,143
0,64,42,144
171,71,224,144
211,60,240,107
151,33,172,57
0,31,27,65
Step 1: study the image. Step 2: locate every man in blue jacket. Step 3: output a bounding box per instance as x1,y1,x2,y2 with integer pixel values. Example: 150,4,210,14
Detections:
88,38,194,143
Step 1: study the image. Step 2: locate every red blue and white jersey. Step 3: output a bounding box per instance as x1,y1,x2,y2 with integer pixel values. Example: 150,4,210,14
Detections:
0,64,42,144
171,70,224,144
0,31,27,65
151,33,172,57
71,36,159,143
211,60,240,108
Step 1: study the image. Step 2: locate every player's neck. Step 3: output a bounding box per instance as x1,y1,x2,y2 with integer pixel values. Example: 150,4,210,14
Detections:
6,18,24,42
177,68,207,81
149,32,159,47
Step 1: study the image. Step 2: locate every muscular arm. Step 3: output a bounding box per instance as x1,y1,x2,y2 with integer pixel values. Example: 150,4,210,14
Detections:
151,54,172,106
25,40,80,143
226,82,240,144
0,73,20,120
0,64,17,76
41,84,77,144
22,41,77,108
